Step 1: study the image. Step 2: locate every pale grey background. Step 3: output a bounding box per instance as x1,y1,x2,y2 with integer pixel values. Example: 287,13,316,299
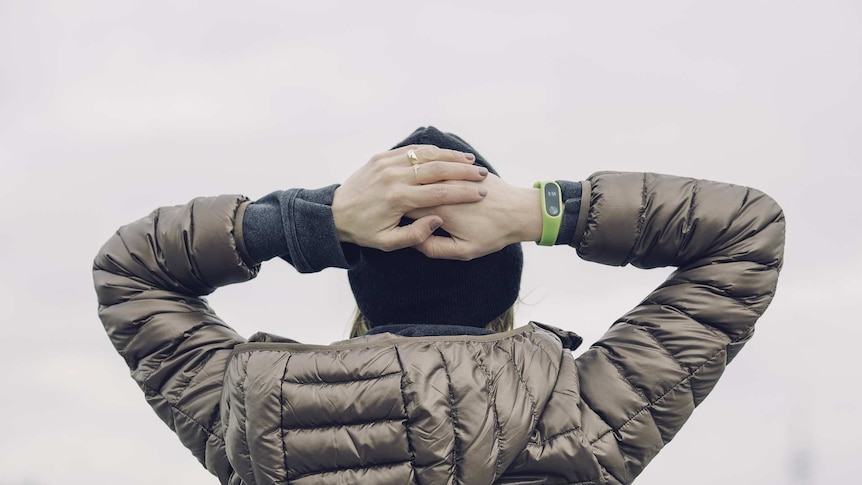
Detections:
1,1,859,484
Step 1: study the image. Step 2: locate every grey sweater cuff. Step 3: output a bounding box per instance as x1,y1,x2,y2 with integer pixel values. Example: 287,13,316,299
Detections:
241,185,360,273
554,180,583,246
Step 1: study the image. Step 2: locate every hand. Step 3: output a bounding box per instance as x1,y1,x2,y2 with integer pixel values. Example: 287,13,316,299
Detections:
407,174,543,261
332,145,489,252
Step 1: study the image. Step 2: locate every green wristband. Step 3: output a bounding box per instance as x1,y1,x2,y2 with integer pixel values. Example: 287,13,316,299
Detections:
533,181,563,246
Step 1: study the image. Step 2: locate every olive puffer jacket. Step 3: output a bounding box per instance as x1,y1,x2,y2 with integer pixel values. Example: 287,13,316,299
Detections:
93,172,785,484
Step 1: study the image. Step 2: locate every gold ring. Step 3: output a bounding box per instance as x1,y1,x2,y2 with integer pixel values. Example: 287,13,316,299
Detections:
413,164,421,183
406,149,419,165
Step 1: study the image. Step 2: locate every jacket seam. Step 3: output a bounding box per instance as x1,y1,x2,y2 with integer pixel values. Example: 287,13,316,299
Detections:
529,331,562,372
183,200,210,290
436,345,464,484
588,345,728,447
537,426,582,446
393,346,421,485
238,354,256,485
670,274,771,317
494,342,540,425
593,345,651,406
282,417,405,432
280,354,293,484
642,299,731,341
287,459,412,482
468,341,503,480
141,381,224,442
136,316,234,382
176,347,218,401
678,179,699,255
621,173,648,266
623,321,690,374
281,370,401,385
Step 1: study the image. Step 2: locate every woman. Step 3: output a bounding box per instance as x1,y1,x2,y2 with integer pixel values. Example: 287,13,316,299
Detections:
93,127,785,484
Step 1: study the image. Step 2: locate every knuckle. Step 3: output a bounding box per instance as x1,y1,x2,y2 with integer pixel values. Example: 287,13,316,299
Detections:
425,161,444,178
426,246,441,259
409,229,425,246
416,146,438,162
382,167,398,183
429,185,449,200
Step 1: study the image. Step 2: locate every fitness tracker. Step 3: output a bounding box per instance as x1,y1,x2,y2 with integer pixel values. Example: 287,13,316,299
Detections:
533,181,563,246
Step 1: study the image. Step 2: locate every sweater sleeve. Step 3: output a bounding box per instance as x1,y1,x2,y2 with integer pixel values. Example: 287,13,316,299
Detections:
571,172,785,484
239,185,360,271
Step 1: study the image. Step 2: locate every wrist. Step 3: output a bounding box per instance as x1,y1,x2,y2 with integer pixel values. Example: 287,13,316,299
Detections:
513,187,543,243
331,186,356,244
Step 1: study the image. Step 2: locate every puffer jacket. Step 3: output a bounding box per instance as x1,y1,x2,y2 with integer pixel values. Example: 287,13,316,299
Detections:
93,172,785,484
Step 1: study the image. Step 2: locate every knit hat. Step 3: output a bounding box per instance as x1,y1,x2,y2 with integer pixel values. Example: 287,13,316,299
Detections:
347,126,523,328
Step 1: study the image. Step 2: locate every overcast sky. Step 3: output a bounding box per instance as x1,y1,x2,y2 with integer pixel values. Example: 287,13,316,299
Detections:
1,1,860,484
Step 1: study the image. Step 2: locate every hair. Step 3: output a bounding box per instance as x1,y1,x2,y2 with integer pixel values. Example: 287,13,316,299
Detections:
349,306,516,339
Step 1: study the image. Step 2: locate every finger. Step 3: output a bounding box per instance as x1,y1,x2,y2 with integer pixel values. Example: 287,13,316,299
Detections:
383,145,475,167
378,215,443,252
404,206,436,220
414,235,477,261
411,161,489,185
403,183,488,209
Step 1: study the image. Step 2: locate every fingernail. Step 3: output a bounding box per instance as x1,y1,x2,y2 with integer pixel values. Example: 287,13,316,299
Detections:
478,186,488,197
478,167,488,176
465,153,475,161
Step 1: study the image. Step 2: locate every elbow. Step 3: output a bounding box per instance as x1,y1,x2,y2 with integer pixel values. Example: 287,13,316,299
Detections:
747,188,786,271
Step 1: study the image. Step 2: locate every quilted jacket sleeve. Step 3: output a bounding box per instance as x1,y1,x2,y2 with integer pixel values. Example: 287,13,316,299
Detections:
572,172,785,484
92,194,257,482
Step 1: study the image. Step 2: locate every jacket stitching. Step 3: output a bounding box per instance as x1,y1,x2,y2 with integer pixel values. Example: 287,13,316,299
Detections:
621,173,648,265
670,274,770,317
135,316,233,381
393,347,421,485
280,354,292,484
238,353,257,485
624,321,690,374
287,459,412,482
494,342,540,424
183,199,210,291
176,347,216,401
281,370,401,385
679,179,699,255
588,345,727,447
436,345,464,484
593,346,650,406
141,381,224,442
282,417,405,432
642,299,730,341
537,426,582,445
468,341,503,480
527,330,560,370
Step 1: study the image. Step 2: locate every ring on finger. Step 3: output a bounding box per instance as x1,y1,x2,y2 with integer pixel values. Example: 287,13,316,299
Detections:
407,149,420,165
413,164,421,183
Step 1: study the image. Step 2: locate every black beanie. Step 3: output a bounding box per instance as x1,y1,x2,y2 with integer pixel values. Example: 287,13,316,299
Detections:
347,126,524,328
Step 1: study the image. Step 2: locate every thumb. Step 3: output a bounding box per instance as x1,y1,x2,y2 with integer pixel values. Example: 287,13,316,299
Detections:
382,216,443,251
414,234,476,261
